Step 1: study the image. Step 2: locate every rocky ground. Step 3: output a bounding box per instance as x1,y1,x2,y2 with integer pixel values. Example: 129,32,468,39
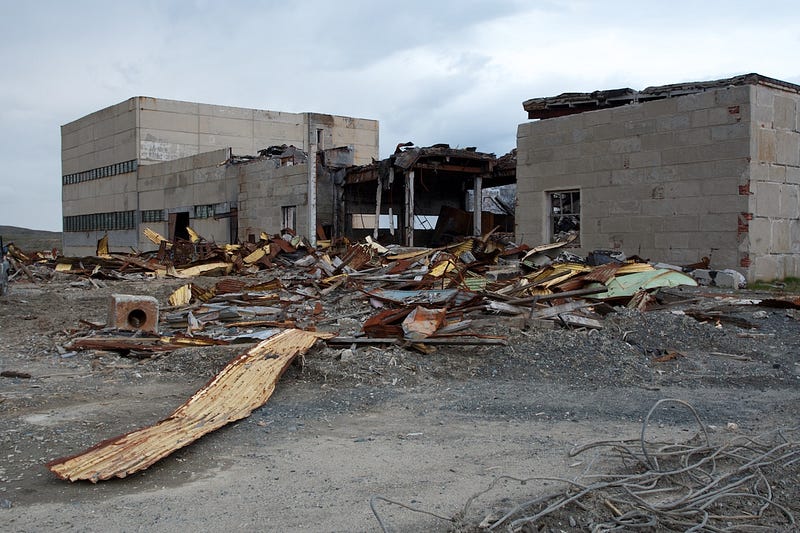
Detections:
1,272,799,532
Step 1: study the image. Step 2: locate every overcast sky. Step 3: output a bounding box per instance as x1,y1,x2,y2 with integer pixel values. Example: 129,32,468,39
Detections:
1,0,798,232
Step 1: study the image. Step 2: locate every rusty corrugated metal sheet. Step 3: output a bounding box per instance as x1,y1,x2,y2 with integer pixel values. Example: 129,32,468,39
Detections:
47,329,332,483
582,263,624,284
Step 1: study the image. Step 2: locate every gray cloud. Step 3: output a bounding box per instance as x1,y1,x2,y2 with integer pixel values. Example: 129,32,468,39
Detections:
1,0,799,231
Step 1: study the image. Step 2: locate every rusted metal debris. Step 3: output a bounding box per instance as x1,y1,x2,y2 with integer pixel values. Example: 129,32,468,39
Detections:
47,329,332,483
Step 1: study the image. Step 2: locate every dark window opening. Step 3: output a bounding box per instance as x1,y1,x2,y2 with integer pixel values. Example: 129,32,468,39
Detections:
549,190,580,244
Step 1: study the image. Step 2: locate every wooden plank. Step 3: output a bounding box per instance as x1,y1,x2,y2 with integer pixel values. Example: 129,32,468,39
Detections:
47,329,332,482
559,314,604,329
530,300,595,319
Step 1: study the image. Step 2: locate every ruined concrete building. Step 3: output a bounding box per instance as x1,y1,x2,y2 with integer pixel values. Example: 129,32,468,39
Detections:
61,97,379,255
342,144,515,247
516,73,800,281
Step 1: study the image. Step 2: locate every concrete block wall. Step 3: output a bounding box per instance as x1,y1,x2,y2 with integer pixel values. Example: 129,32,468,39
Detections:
747,85,800,280
137,148,235,250
136,98,378,165
61,99,138,175
238,162,309,239
516,85,753,272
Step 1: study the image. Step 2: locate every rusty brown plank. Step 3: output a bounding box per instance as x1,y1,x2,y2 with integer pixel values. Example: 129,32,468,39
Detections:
47,329,332,482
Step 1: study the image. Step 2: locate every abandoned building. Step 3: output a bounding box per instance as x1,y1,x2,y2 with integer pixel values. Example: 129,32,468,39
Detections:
61,97,379,255
516,73,800,281
342,144,516,247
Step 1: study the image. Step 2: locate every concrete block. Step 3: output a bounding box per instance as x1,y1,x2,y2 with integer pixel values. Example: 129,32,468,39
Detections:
690,109,710,128
773,95,796,130
779,184,799,218
640,132,676,151
711,122,749,141
767,164,787,182
748,217,771,255
775,131,800,166
656,114,691,132
772,219,791,252
654,232,690,249
579,140,611,157
623,120,656,136
752,104,774,127
564,157,595,174
609,137,641,153
688,230,737,249
708,106,738,126
699,213,736,232
691,268,745,288
714,85,751,107
642,97,678,118
677,90,717,112
108,294,159,333
753,255,783,281
664,180,703,198
583,110,611,126
675,128,711,146
609,105,644,124
754,181,782,215
599,217,630,233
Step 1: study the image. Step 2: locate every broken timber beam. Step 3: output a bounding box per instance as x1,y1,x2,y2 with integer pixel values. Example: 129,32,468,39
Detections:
47,329,332,482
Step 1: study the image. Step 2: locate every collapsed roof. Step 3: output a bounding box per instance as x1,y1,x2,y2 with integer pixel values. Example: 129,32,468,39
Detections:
523,73,800,119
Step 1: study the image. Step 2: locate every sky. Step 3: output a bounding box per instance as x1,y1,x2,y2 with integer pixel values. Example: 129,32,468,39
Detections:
1,0,798,232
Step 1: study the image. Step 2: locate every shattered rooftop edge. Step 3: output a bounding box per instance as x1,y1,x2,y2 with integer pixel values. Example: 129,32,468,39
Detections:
523,72,800,119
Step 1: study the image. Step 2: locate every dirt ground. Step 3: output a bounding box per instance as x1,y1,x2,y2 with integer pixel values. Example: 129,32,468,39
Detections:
1,273,799,532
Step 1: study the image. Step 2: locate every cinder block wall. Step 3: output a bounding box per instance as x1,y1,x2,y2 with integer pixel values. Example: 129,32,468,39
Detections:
516,85,753,274
137,148,235,250
238,162,309,240
748,85,800,280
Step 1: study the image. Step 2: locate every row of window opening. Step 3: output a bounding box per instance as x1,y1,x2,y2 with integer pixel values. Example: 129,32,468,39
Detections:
63,160,138,185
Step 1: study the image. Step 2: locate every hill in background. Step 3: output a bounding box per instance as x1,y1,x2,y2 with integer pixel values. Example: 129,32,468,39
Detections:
0,225,62,253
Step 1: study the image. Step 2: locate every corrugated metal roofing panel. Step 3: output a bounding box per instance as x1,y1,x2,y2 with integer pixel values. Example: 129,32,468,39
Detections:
47,329,332,483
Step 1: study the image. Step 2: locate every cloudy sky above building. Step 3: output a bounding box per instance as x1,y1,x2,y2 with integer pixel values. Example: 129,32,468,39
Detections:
0,0,798,231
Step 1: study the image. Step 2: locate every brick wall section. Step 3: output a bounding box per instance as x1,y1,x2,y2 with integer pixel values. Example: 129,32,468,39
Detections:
748,85,800,280
516,85,753,274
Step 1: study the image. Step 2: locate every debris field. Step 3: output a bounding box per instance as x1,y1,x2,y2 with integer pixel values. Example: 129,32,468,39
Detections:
1,230,799,532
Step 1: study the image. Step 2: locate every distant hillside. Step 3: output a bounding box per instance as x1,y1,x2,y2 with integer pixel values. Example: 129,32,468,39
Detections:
0,225,62,252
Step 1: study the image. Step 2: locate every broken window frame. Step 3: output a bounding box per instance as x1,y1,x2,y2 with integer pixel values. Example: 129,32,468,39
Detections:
548,189,581,245
281,206,297,231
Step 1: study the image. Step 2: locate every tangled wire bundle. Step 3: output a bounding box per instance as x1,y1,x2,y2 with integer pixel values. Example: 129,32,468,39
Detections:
371,399,799,532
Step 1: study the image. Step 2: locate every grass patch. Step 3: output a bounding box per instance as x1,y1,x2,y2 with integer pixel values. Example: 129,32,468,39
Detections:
749,276,800,294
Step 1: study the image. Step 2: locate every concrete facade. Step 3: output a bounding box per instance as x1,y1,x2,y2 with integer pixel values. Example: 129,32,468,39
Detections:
516,78,800,282
238,162,310,241
61,97,379,255
137,148,238,250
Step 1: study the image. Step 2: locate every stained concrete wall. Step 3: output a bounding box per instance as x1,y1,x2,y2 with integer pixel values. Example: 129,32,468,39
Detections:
136,98,378,166
61,99,138,175
62,97,379,255
137,148,236,250
747,85,800,280
238,162,309,240
516,85,755,276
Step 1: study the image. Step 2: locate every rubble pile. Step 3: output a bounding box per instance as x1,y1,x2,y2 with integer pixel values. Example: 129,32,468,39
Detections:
7,228,800,359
